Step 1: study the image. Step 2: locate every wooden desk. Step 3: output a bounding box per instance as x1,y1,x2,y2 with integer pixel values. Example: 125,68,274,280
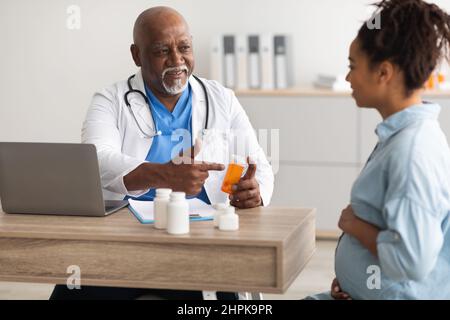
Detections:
0,207,315,294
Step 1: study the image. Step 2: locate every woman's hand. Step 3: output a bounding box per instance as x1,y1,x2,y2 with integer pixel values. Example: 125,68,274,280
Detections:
338,204,380,257
330,278,352,300
338,204,359,234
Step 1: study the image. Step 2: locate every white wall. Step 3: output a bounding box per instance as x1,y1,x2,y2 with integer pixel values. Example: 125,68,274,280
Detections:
1,0,450,143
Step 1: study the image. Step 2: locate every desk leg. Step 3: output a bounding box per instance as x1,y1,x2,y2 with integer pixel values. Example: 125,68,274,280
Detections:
238,292,264,300
251,292,263,300
203,291,262,300
202,291,218,300
238,292,250,300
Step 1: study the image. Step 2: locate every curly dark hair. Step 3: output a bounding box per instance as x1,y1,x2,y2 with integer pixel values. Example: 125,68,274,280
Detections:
357,0,450,96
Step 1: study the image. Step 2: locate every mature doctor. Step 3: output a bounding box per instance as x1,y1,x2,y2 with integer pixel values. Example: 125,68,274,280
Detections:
50,7,274,300
82,7,273,209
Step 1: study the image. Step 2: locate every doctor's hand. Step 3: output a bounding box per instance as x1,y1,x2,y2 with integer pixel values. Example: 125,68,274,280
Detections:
165,141,225,196
164,161,224,196
229,157,262,209
123,140,224,195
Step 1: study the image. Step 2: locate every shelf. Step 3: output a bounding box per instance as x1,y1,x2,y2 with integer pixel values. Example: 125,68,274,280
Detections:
236,87,351,97
423,89,450,97
235,87,450,98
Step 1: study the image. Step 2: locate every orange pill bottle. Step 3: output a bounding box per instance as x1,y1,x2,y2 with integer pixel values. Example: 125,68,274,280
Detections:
221,159,245,194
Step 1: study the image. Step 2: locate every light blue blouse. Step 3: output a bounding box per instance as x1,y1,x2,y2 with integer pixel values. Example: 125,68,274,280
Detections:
334,102,450,299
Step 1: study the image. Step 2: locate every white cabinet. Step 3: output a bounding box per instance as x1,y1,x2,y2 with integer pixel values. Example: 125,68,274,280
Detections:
239,93,361,236
238,91,450,236
271,164,359,232
241,97,358,163
436,98,450,140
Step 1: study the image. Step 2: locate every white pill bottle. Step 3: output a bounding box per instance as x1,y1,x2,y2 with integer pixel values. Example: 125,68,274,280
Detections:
154,188,172,229
167,192,190,235
219,206,239,231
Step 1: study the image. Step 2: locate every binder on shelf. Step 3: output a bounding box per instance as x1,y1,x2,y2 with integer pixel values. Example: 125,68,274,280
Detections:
260,33,275,90
274,35,293,89
235,35,248,90
248,35,261,89
223,35,236,89
316,74,343,84
210,35,224,84
211,33,294,91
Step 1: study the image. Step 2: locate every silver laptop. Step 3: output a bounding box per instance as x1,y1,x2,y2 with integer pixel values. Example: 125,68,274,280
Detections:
0,142,128,216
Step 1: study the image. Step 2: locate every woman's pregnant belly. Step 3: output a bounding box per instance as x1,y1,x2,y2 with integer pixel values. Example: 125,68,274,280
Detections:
335,233,385,300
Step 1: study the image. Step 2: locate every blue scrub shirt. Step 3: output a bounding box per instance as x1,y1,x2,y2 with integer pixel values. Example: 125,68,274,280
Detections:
126,84,210,203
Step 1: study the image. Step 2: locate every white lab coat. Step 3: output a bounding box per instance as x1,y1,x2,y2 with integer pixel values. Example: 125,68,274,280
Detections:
82,70,274,205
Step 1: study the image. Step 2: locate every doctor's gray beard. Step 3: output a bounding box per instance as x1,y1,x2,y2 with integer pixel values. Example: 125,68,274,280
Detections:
162,66,189,95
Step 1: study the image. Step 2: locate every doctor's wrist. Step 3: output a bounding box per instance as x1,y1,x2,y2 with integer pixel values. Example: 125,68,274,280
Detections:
142,162,171,189
123,162,168,191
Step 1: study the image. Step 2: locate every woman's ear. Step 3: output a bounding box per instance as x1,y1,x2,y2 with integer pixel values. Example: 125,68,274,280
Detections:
377,61,395,84
130,44,142,67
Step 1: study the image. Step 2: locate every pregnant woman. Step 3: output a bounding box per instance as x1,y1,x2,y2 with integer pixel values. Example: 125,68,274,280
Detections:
309,0,450,299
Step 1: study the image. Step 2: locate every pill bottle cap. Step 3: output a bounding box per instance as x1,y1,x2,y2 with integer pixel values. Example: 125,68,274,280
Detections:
156,188,172,197
224,206,236,215
213,202,229,210
170,192,186,201
231,154,246,165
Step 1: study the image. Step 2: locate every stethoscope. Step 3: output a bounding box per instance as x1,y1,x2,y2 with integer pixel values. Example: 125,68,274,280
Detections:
124,74,210,139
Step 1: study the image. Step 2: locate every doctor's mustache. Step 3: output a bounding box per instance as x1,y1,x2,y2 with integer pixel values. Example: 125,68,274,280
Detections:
162,65,189,78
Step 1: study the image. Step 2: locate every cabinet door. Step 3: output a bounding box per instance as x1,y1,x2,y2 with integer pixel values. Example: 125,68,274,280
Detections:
271,163,360,232
239,96,359,163
435,98,450,141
